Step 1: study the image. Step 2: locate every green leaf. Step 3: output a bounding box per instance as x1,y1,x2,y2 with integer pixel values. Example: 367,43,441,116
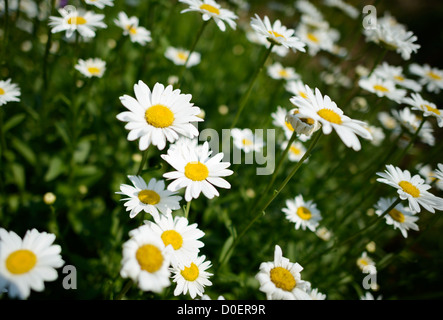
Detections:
2,113,26,133
44,157,66,182
11,137,36,165
11,163,25,190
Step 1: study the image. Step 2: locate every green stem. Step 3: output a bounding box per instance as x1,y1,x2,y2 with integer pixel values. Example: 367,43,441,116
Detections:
177,20,209,88
368,48,388,77
217,130,322,271
184,200,192,219
304,197,402,267
393,117,426,164
115,279,133,300
230,44,274,129
136,147,151,176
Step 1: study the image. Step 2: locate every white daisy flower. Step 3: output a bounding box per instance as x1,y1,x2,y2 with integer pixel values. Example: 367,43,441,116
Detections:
74,58,106,78
374,62,422,92
376,164,443,213
403,93,443,127
49,7,107,39
246,29,289,57
0,228,64,300
161,141,233,202
179,0,238,32
0,78,21,106
295,23,334,56
364,15,420,60
358,75,407,103
256,245,311,300
409,64,443,94
433,164,443,188
84,0,114,9
307,286,327,300
417,164,443,191
144,214,205,266
356,251,375,272
282,195,322,232
171,254,213,299
250,14,306,53
164,46,201,68
121,225,172,293
271,106,298,140
375,197,419,238
285,108,321,137
365,125,385,147
117,81,203,151
391,107,435,147
285,80,310,99
281,140,307,162
324,0,359,19
116,176,182,219
290,86,373,151
231,128,264,153
361,292,382,300
295,0,323,21
114,12,152,46
267,62,300,81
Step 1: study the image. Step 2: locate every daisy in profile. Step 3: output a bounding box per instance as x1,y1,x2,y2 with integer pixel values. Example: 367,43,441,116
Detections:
290,86,373,151
391,107,435,146
231,128,264,153
356,251,375,272
374,197,419,238
365,125,386,147
121,225,172,293
144,214,205,266
256,245,311,300
281,140,307,162
114,12,152,46
170,254,213,299
358,75,407,103
49,7,107,39
246,29,289,57
117,81,202,151
0,228,64,299
376,164,443,213
282,195,322,232
374,62,422,92
179,0,238,32
417,164,443,191
250,14,306,53
164,46,201,68
74,58,106,78
84,0,114,9
409,63,443,93
377,111,398,131
267,62,300,81
285,108,321,137
295,23,334,56
363,14,420,60
0,79,21,106
403,93,443,128
116,176,182,219
161,141,233,202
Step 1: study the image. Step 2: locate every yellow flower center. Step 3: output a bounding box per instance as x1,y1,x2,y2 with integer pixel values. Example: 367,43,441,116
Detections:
67,16,87,25
307,33,319,43
242,138,253,146
389,208,405,223
270,267,296,291
285,121,295,132
290,146,302,155
138,190,161,205
129,27,137,35
299,91,308,99
427,71,442,81
373,84,389,92
296,206,312,220
268,30,285,39
145,104,175,128
135,244,163,273
181,262,200,281
6,249,37,275
357,258,369,267
398,181,420,198
161,230,183,250
394,75,405,82
87,67,101,75
199,4,220,15
422,104,441,115
177,52,188,61
278,69,289,78
0,88,4,95
317,109,342,124
184,162,209,181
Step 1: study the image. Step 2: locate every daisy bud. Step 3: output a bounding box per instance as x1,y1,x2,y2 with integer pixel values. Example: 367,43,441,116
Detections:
285,109,321,137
